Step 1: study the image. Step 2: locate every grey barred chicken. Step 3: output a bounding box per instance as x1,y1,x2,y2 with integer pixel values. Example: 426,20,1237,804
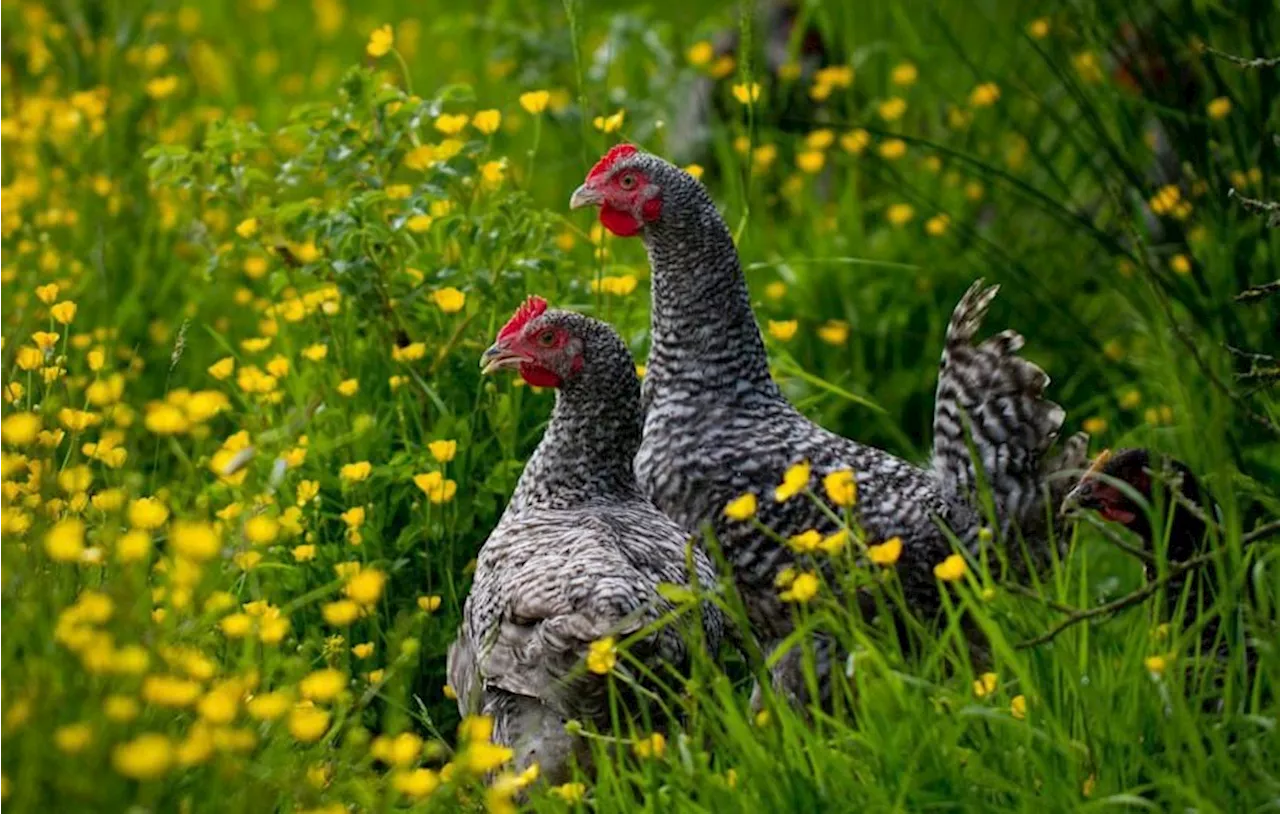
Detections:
447,296,724,782
569,146,1087,705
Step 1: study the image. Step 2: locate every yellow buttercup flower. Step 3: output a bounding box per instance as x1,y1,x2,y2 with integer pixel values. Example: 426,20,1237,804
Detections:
886,203,915,226
55,722,93,754
823,470,857,507
413,471,457,504
780,571,820,603
45,518,86,562
16,346,44,371
933,554,968,582
878,138,906,160
50,301,77,324
288,704,331,742
345,568,386,605
586,637,617,674
632,732,666,759
817,320,849,346
434,113,470,135
687,41,714,67
431,287,466,313
592,110,625,133
878,97,907,121
1010,694,1027,720
145,75,180,99
552,782,587,803
244,514,279,545
322,600,361,626
788,529,822,554
768,320,798,341
866,537,903,566
463,742,515,773
519,90,550,115
796,151,825,174
774,460,811,502
972,671,998,698
300,669,347,702
128,497,169,530
246,692,291,721
112,733,173,780
171,521,220,561
969,82,1001,107
723,493,758,521
391,768,440,798
340,461,372,482
366,24,394,58
428,439,457,462
208,356,235,379
819,529,848,555
732,82,761,105
472,109,502,134
1206,97,1231,120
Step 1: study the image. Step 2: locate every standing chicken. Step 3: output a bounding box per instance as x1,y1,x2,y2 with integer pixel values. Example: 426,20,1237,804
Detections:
448,296,724,782
569,146,1087,703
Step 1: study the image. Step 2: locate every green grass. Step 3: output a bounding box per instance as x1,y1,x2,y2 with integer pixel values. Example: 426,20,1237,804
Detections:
2,0,1277,811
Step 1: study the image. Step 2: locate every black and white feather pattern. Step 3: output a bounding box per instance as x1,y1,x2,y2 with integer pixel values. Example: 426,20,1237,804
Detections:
447,311,724,782
932,279,1087,549
598,150,1085,704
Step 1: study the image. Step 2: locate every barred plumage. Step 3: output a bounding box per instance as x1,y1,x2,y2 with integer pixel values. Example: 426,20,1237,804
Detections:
448,308,724,781
571,148,1085,704
933,279,1089,567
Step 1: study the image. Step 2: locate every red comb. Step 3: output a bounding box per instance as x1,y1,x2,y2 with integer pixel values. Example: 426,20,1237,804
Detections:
586,144,638,181
497,295,548,341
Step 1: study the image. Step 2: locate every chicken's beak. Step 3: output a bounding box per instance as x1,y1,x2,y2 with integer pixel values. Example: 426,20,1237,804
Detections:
1060,481,1100,517
1059,483,1085,517
1060,448,1111,516
569,183,603,210
480,343,527,375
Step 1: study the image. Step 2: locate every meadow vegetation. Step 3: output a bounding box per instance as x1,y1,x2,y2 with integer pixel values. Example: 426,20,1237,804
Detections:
2,0,1277,810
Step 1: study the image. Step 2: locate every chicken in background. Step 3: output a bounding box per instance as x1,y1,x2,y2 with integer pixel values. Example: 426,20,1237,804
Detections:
667,0,834,171
1064,448,1265,708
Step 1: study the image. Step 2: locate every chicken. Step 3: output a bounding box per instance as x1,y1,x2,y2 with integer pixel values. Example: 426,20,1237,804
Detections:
668,0,833,170
1063,449,1260,709
1063,448,1211,625
569,146,1087,704
447,296,725,782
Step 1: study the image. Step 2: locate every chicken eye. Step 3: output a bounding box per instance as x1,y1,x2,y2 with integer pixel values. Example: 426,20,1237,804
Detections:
618,173,637,190
537,330,556,347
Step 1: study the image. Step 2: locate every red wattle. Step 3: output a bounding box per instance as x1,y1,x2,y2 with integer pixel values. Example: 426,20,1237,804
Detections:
519,363,563,388
600,204,642,237
1101,505,1137,525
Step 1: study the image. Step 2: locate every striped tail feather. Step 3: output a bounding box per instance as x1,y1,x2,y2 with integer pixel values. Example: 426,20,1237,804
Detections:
932,280,1085,539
